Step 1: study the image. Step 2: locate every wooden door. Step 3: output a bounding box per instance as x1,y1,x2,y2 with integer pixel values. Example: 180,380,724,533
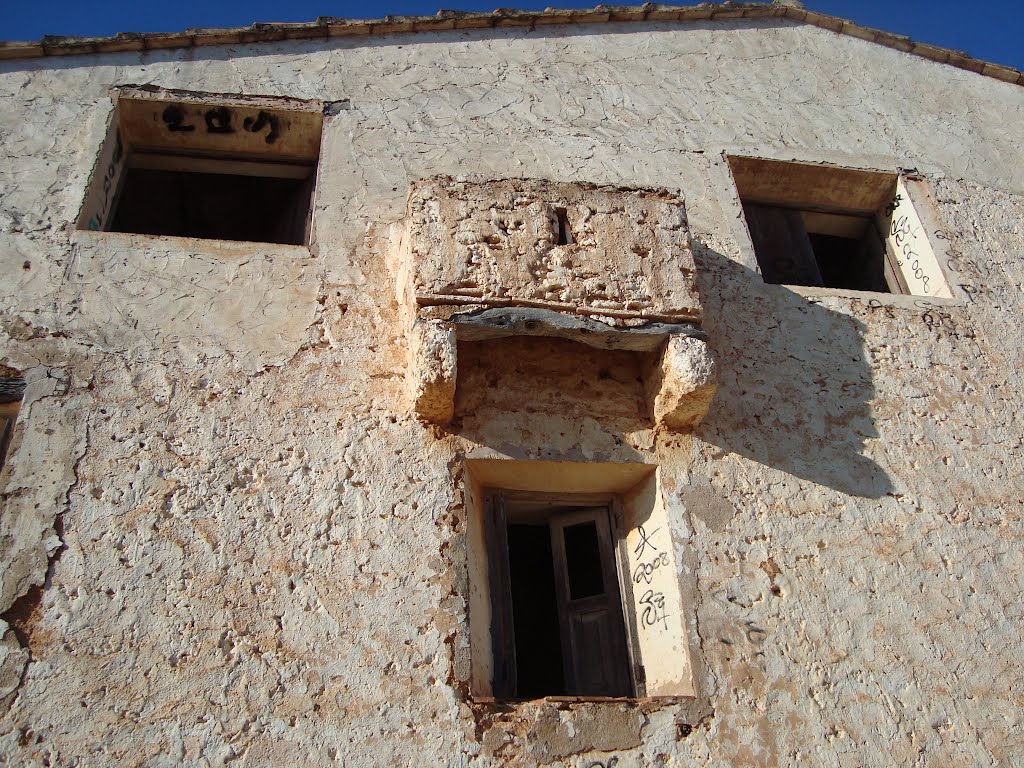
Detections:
549,507,632,697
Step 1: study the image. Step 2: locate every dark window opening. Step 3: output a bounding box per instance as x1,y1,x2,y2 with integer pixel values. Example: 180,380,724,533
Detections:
563,521,604,600
0,374,25,474
508,524,566,698
77,95,323,246
109,168,313,245
743,204,892,292
554,207,573,246
488,493,634,699
729,155,914,294
807,232,889,293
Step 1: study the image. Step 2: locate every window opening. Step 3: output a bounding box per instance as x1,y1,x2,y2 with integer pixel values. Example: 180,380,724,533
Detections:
466,460,697,699
488,492,634,699
730,156,951,297
78,91,323,246
554,207,574,246
507,523,565,698
109,168,313,245
563,521,604,600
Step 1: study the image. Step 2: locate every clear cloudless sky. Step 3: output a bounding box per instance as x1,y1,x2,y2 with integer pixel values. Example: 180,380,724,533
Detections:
1,0,1021,69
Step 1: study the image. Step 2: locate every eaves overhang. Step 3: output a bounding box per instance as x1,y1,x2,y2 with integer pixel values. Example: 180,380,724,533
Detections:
0,2,1020,89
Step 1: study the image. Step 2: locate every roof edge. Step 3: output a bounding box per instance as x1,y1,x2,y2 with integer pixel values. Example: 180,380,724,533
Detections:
1,3,1020,88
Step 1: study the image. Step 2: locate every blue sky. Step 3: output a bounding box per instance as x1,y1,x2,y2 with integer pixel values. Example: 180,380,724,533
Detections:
2,0,1021,70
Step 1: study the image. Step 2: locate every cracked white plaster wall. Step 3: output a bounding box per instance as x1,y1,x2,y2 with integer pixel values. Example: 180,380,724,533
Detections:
0,374,84,610
1,232,323,374
0,372,87,714
65,239,323,373
0,16,1022,768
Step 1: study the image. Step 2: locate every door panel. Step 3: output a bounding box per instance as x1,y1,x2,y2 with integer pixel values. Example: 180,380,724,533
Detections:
570,607,620,694
550,507,632,697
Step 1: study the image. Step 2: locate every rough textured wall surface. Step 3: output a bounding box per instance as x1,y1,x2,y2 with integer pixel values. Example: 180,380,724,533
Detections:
407,178,700,322
0,16,1022,767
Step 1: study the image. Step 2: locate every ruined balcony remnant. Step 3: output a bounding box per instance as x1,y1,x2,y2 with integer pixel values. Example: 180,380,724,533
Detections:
398,178,715,429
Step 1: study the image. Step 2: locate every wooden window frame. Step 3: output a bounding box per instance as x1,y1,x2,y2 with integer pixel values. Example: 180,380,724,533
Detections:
483,489,646,701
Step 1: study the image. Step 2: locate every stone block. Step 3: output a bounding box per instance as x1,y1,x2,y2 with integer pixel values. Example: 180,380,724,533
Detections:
645,335,717,430
408,319,457,425
405,177,701,324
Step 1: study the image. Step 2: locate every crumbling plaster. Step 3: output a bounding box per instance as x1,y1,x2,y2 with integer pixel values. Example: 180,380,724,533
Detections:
399,176,714,429
0,14,1022,768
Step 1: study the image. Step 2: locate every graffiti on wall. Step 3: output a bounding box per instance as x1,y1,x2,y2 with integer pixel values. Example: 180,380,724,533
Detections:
80,114,126,232
883,176,948,298
161,104,281,144
631,526,671,632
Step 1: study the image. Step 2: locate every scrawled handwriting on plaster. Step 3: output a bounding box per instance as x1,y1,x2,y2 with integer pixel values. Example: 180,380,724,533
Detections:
866,298,896,319
959,284,981,303
586,758,619,768
922,308,951,330
639,589,669,631
161,105,195,132
633,525,659,559
243,111,280,144
633,551,669,585
86,133,124,231
157,103,287,143
629,523,673,632
934,229,994,303
204,106,235,134
745,621,768,644
884,193,903,217
889,213,931,294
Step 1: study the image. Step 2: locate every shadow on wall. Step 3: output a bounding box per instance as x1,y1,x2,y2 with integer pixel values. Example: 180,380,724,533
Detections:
692,239,893,499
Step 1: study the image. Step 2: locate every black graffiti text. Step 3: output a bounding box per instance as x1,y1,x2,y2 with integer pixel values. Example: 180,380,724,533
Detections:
639,589,669,631
633,551,670,585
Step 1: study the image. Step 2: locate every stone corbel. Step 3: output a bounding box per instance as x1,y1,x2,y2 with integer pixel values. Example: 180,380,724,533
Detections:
407,319,457,426
643,334,717,431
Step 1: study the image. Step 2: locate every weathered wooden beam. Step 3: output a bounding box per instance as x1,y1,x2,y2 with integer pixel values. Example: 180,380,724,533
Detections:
449,308,703,352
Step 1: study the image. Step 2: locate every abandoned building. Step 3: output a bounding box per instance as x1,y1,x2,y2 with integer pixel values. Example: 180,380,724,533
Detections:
0,2,1022,765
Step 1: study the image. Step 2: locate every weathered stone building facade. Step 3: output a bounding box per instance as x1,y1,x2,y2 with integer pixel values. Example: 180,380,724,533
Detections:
0,3,1022,765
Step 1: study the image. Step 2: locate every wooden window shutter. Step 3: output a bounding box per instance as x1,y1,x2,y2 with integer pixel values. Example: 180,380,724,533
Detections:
484,491,517,699
549,507,632,697
743,203,823,287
